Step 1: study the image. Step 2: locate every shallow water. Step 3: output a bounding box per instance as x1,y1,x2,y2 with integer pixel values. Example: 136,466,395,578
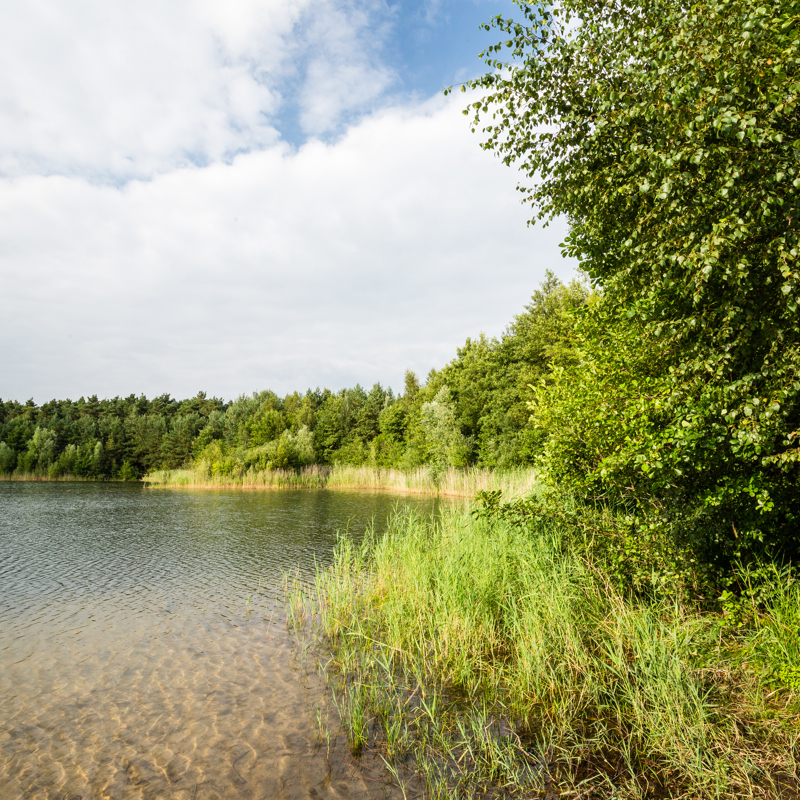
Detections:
0,482,442,800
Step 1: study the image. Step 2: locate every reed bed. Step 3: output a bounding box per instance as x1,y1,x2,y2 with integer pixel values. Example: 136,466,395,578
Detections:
0,471,97,482
144,465,538,498
288,505,800,799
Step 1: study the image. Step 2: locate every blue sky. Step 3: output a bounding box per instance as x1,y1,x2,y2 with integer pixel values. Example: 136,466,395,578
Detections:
0,0,576,403
370,0,513,97
274,0,517,146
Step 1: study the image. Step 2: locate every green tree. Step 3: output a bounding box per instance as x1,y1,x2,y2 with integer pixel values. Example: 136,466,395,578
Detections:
25,427,57,472
249,408,287,446
467,0,800,571
314,392,346,463
283,391,317,433
192,410,226,459
52,444,78,477
118,460,139,481
0,418,34,453
403,370,420,402
294,425,316,465
161,413,205,469
0,442,16,474
126,413,167,473
421,386,471,481
353,383,388,443
434,272,589,467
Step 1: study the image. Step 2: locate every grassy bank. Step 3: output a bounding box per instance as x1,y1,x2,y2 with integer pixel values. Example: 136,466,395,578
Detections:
289,505,800,799
144,465,538,498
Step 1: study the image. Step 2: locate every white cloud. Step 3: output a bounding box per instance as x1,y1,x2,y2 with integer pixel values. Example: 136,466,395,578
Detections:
0,0,287,181
0,94,575,402
0,0,404,182
296,1,396,135
0,1,578,402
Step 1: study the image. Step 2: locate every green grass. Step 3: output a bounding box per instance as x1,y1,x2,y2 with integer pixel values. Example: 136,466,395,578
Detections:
144,464,538,497
289,505,800,799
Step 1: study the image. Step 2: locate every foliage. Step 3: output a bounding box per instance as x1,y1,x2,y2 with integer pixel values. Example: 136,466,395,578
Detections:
420,386,471,481
118,460,139,481
0,442,15,473
463,0,800,576
423,271,589,469
0,392,226,480
24,427,57,472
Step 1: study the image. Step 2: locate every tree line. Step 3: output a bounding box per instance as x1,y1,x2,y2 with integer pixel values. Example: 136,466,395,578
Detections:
0,273,587,482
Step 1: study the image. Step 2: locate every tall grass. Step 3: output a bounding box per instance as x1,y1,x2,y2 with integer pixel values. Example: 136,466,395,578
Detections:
0,471,97,482
144,464,538,497
290,505,800,798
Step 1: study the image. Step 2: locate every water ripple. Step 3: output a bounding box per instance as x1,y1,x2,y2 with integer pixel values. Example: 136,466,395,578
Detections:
0,482,442,799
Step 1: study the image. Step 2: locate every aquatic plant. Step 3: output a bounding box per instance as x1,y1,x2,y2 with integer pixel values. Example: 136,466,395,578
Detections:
290,505,800,798
144,464,539,498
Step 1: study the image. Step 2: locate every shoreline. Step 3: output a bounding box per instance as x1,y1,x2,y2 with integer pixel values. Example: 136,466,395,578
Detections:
0,474,106,483
143,481,476,497
1,474,476,497
2,466,538,499
142,465,538,499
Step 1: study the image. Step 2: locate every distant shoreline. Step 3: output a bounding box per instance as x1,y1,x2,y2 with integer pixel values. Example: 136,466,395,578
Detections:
0,466,537,498
0,473,103,483
142,465,537,499
144,481,470,498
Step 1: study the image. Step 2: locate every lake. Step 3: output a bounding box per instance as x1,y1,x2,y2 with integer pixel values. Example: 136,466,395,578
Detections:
0,482,445,800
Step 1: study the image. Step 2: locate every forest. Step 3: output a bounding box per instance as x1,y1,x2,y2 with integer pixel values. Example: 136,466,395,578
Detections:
0,272,586,483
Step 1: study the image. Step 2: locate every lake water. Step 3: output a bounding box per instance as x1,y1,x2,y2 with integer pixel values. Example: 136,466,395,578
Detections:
0,482,445,800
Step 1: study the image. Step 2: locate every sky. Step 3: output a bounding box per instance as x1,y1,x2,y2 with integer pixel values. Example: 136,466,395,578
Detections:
0,0,577,404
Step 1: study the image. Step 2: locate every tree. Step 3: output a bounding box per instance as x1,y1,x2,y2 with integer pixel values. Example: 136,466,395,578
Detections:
421,386,471,481
25,427,57,472
0,442,16,474
464,0,800,570
249,408,287,446
437,272,590,467
161,413,205,469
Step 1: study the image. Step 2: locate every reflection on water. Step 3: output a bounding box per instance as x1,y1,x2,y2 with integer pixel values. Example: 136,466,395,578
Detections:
0,483,442,799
